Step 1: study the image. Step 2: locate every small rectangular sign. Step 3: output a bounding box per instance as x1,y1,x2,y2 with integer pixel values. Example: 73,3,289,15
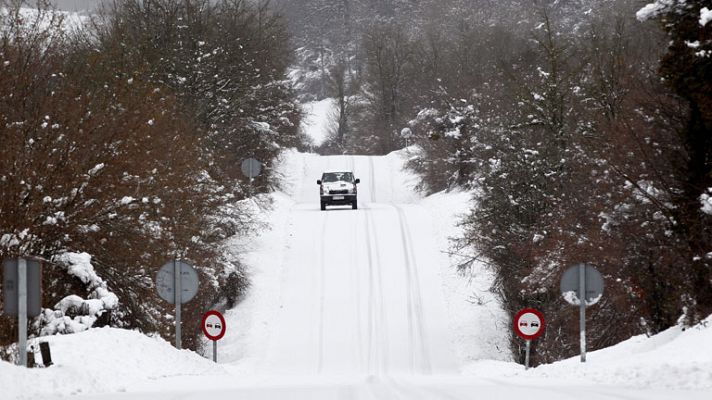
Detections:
3,259,42,317
3,260,17,313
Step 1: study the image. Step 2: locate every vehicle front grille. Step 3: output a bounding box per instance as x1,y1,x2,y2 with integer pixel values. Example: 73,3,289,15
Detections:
329,190,349,195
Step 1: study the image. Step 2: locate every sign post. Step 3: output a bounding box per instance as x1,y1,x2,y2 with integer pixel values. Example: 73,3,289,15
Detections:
18,258,27,367
156,260,199,350
560,263,604,363
3,258,42,367
400,127,413,148
579,264,586,362
201,310,226,362
241,158,262,182
513,308,545,370
174,260,181,349
241,158,262,197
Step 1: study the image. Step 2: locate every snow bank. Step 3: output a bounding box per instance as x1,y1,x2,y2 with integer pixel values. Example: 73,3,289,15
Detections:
0,327,225,400
419,189,512,365
464,315,712,390
40,253,119,335
216,190,297,370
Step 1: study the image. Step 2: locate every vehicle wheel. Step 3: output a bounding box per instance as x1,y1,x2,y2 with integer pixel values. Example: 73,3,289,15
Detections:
352,200,358,210
321,201,326,211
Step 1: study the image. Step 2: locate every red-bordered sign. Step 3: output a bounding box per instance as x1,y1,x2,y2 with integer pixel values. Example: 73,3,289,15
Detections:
513,308,545,340
201,310,226,341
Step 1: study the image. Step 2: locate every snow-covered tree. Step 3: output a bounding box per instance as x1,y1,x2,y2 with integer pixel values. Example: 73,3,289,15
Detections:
0,0,302,353
637,0,712,324
402,0,710,365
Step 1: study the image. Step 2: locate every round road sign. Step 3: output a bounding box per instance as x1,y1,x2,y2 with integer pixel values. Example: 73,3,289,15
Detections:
155,261,199,304
202,310,226,341
241,158,262,179
560,263,604,306
514,308,545,340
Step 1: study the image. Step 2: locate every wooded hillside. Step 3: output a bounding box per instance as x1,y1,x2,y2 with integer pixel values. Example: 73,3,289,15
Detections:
0,0,305,356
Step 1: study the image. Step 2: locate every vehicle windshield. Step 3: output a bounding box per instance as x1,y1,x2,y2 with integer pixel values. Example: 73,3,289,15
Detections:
322,172,354,183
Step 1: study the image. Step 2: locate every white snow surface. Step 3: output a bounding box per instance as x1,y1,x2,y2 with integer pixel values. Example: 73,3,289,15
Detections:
2,7,88,33
701,7,712,27
636,0,674,21
464,314,712,391
2,150,712,399
300,98,337,146
0,328,225,399
39,253,119,336
702,188,712,215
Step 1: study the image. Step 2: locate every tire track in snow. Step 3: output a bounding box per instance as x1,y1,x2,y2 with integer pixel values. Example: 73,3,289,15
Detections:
398,207,417,373
316,210,329,374
482,377,639,400
368,156,376,203
316,156,332,374
365,205,389,375
365,376,457,400
375,215,390,375
364,156,387,374
352,179,365,371
387,153,395,202
364,209,377,375
388,377,461,400
393,204,432,375
364,377,415,400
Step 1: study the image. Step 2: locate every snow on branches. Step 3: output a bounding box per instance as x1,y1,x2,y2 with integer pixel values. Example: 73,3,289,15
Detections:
636,0,678,22
701,188,712,215
39,253,119,335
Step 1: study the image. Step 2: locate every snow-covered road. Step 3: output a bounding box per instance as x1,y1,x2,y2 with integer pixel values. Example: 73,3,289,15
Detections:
78,373,706,400
257,155,456,376
63,152,710,400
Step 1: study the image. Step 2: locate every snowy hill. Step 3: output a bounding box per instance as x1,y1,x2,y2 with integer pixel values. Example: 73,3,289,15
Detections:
1,327,225,399
465,314,712,391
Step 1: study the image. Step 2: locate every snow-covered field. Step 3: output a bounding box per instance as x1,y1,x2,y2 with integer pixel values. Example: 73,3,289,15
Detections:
2,149,712,399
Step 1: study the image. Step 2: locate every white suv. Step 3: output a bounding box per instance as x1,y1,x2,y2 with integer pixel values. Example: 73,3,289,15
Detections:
317,171,360,210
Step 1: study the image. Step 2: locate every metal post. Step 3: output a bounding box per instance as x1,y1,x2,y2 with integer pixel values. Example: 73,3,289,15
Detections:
174,259,181,350
213,340,217,363
524,340,531,370
18,257,27,367
248,159,254,199
579,263,586,363
39,341,53,367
